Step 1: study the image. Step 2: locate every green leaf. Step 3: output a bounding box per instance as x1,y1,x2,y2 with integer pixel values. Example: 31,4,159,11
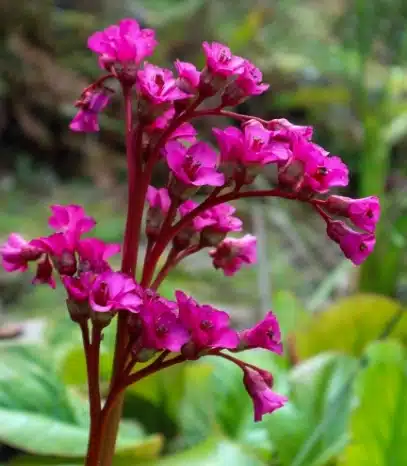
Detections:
294,294,406,359
145,436,267,466
341,340,407,466
266,353,357,466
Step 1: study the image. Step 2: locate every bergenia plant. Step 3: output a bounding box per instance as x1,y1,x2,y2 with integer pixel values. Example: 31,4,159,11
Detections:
0,18,380,466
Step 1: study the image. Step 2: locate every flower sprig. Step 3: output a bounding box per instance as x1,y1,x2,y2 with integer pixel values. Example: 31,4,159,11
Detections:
0,17,380,466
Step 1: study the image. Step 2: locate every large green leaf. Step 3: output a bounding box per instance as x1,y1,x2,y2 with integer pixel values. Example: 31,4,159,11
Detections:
10,436,265,466
0,344,162,458
294,294,406,359
266,353,357,466
341,340,407,465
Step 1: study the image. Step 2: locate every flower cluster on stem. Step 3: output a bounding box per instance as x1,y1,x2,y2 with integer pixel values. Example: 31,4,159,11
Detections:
0,17,380,466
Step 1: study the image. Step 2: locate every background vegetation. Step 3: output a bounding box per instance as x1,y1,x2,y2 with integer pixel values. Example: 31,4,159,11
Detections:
1,0,407,465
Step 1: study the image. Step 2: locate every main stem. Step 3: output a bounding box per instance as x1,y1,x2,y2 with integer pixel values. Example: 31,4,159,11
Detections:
97,84,143,466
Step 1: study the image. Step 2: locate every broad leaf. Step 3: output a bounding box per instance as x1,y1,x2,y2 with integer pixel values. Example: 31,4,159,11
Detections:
0,345,161,457
341,341,407,465
294,294,406,359
266,353,357,466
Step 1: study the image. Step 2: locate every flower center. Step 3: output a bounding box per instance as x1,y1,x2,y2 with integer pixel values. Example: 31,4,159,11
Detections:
267,329,274,339
366,209,373,219
218,49,231,64
184,155,201,179
360,243,367,252
156,324,168,336
154,74,165,90
94,282,109,306
317,166,329,176
200,319,213,330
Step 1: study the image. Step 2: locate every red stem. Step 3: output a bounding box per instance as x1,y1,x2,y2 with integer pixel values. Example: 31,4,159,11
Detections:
191,108,269,126
83,323,102,466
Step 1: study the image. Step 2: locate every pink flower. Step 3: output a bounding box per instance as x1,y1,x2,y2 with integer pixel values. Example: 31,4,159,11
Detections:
31,233,77,276
0,233,42,272
327,220,376,265
193,203,243,246
239,311,283,354
146,108,197,143
213,126,243,164
146,186,171,213
222,60,269,106
287,138,349,193
137,64,189,105
87,19,157,67
202,42,245,77
139,300,189,352
210,234,257,276
325,195,380,233
89,271,142,313
176,291,239,353
48,205,96,237
268,118,313,141
165,141,225,187
175,60,201,94
63,273,94,302
32,256,55,288
146,186,172,238
77,238,121,273
243,368,287,422
70,91,111,133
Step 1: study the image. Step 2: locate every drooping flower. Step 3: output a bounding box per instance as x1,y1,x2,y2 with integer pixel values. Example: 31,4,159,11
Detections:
327,220,376,265
70,90,111,133
165,141,225,188
32,256,55,288
176,291,239,354
222,60,269,106
243,367,287,422
209,234,257,276
48,205,96,237
325,195,380,233
0,233,42,272
31,233,77,276
239,311,283,354
89,271,142,313
137,64,189,106
202,42,245,77
175,60,201,94
139,299,189,352
87,18,157,68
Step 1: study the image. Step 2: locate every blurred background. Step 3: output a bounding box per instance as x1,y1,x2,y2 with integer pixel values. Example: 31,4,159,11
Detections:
1,1,407,465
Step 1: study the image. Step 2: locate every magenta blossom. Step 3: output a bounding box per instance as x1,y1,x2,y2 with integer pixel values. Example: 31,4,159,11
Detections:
70,90,111,133
139,300,189,352
239,311,283,354
194,203,242,233
165,141,225,188
87,18,157,68
137,64,189,105
32,256,55,288
89,271,142,313
146,186,171,213
31,233,77,276
268,118,313,141
77,238,121,273
175,60,201,94
327,220,376,265
286,138,349,193
210,234,257,276
202,42,245,77
243,368,287,422
0,233,42,272
222,60,269,106
63,273,94,302
325,195,380,233
176,291,239,353
48,205,96,237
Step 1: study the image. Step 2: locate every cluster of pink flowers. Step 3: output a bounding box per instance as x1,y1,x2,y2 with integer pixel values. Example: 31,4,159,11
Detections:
1,18,381,427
